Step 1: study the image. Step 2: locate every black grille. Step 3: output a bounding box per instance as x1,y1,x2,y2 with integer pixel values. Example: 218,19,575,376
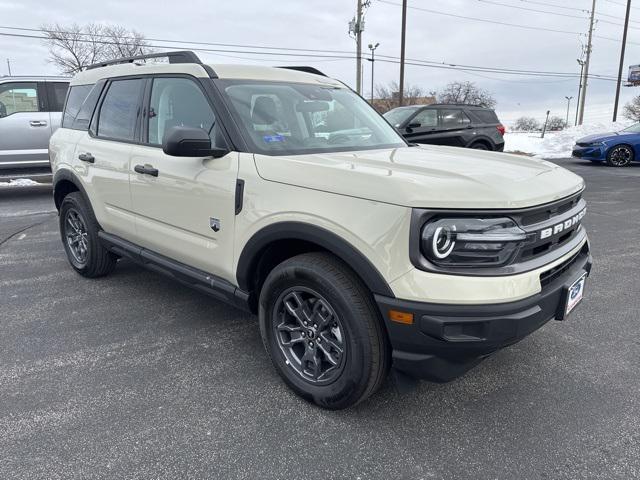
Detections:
539,244,589,288
520,194,582,226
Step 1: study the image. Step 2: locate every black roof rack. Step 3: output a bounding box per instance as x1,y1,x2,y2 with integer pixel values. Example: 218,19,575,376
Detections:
85,50,203,70
277,66,327,77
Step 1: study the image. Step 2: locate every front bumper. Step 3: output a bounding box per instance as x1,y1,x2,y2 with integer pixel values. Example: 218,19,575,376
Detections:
572,145,605,160
375,244,592,382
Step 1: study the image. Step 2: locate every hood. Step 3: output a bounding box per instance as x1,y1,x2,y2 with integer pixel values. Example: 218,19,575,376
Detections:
253,145,584,209
576,132,619,143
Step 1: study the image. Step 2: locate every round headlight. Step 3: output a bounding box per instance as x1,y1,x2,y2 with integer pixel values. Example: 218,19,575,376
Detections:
431,225,456,259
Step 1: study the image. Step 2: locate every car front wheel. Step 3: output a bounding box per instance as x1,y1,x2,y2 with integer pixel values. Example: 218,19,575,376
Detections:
606,145,634,167
258,252,390,409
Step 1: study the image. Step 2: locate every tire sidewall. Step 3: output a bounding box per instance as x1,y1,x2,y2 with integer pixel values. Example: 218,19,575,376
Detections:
259,262,373,409
59,193,99,275
607,145,634,167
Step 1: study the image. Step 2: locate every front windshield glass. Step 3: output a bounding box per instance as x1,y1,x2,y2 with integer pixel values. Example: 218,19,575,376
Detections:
621,123,640,133
220,80,406,155
383,106,419,126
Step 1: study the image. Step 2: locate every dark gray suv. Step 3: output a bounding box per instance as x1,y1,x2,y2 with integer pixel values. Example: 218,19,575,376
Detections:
384,104,505,151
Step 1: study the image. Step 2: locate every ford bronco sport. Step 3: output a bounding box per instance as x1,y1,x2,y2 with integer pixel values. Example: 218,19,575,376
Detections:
50,51,592,409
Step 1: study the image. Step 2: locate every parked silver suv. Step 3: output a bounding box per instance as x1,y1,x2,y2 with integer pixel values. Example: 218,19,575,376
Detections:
0,76,69,170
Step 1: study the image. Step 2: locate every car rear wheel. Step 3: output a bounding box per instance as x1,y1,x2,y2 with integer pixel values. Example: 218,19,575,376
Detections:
59,192,117,277
258,252,390,409
470,142,490,151
606,145,634,167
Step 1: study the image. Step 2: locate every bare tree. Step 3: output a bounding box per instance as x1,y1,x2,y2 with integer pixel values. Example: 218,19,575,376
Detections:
41,23,152,74
547,116,567,131
436,81,497,108
623,95,640,122
374,81,430,112
513,116,541,131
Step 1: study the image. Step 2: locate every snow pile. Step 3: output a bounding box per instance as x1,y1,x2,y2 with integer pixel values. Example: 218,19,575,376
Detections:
504,121,633,159
0,178,41,187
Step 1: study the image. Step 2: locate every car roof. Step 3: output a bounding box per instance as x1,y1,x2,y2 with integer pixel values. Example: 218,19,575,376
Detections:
0,75,70,83
69,62,344,88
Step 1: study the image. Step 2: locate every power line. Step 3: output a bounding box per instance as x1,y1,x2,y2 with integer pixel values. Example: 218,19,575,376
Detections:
377,0,640,44
476,0,589,19
0,26,619,82
604,0,640,9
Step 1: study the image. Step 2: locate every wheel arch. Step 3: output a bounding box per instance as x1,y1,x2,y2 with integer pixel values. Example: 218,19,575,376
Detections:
53,169,92,212
236,222,395,307
467,137,494,150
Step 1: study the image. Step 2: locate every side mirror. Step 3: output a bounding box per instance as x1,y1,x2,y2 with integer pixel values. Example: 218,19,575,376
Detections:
162,126,228,158
407,122,421,129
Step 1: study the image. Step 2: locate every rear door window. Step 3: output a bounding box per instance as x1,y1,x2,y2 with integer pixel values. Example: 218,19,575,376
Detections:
439,109,469,128
97,79,144,141
47,82,69,112
0,82,39,117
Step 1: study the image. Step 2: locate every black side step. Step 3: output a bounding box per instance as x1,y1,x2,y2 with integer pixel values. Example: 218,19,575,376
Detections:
98,231,250,312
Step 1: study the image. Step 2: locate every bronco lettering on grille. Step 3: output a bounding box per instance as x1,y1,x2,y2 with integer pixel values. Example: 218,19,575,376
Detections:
539,208,586,240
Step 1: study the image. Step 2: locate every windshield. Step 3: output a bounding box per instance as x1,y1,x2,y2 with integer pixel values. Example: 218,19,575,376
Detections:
383,106,420,126
621,123,640,133
219,80,406,155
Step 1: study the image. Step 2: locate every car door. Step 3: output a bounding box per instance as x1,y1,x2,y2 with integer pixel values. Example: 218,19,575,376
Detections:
0,81,51,169
129,75,238,279
73,77,145,239
432,108,472,147
402,108,439,144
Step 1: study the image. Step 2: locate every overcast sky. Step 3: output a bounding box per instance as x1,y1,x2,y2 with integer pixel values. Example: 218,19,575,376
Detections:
0,0,638,126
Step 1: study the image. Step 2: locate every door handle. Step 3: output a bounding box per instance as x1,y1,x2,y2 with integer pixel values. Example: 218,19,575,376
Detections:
78,153,95,163
134,164,159,177
29,120,47,127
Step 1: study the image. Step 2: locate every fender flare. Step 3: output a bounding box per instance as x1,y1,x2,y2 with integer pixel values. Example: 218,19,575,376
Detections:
465,136,495,149
236,222,395,298
52,169,92,211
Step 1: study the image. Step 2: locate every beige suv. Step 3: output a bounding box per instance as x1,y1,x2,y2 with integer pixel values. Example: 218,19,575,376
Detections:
50,51,592,409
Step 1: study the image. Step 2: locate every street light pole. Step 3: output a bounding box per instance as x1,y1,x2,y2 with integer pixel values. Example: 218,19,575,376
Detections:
6,59,11,76
368,42,379,104
613,0,632,122
565,96,573,127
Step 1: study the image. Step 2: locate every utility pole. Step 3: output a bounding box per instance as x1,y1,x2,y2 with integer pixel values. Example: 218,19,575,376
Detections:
613,0,632,122
577,0,597,125
398,0,408,106
565,96,573,126
356,0,363,95
6,59,11,76
368,42,379,104
575,59,585,126
541,110,551,139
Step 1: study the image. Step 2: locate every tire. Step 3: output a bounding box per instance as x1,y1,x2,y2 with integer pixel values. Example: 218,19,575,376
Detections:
59,192,117,278
258,252,390,409
606,145,634,167
470,142,490,151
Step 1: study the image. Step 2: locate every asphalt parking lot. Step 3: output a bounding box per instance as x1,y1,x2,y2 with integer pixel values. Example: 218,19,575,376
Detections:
1,159,639,480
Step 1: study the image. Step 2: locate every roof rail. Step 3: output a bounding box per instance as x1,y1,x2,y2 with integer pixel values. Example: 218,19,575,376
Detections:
85,50,202,70
277,66,327,77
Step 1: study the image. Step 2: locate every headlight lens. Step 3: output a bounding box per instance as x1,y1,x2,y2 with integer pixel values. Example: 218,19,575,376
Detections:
421,217,529,267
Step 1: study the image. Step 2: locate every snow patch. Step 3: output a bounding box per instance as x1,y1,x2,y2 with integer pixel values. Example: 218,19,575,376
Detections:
0,178,41,187
505,121,633,159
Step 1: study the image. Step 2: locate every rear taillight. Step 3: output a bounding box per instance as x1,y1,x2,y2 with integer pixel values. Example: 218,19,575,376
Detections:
496,124,506,136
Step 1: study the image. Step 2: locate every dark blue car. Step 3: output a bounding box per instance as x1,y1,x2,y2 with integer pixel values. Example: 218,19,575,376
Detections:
572,123,640,167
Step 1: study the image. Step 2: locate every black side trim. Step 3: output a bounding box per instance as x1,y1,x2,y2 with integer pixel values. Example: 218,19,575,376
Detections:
277,66,327,77
236,222,394,298
235,179,245,215
98,232,251,312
